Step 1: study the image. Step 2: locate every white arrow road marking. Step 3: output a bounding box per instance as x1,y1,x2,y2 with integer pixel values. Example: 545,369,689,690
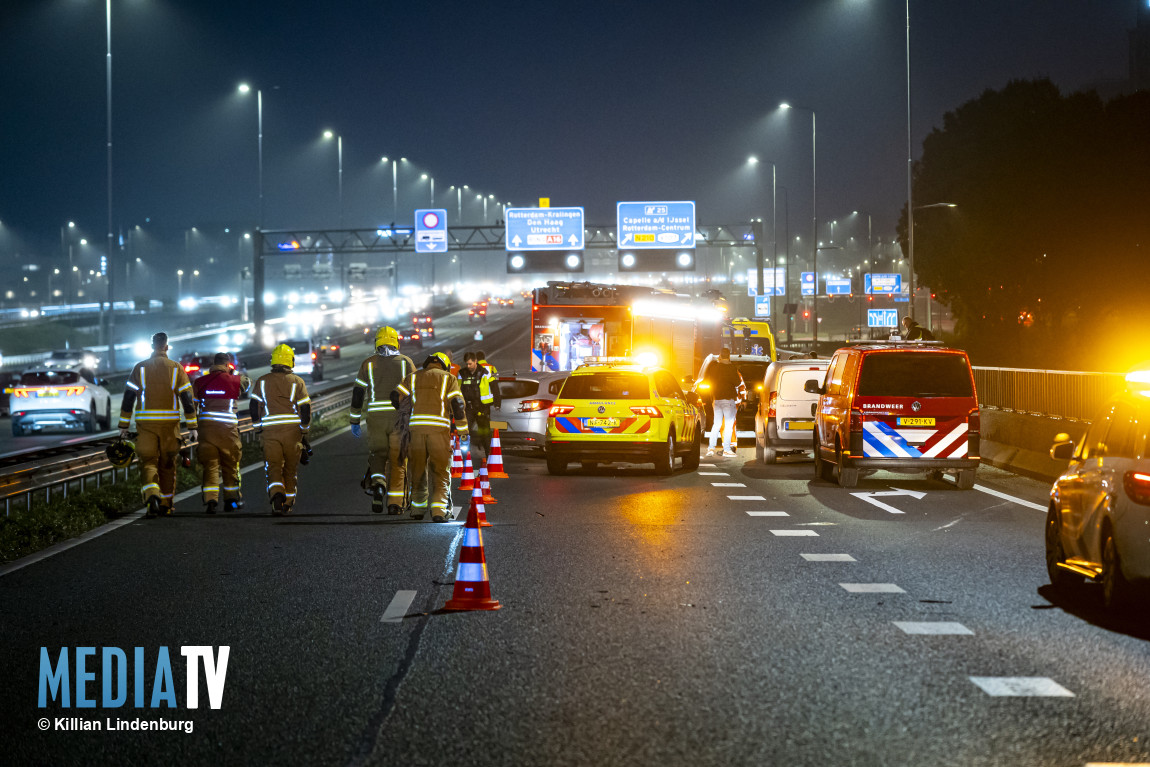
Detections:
850,486,927,514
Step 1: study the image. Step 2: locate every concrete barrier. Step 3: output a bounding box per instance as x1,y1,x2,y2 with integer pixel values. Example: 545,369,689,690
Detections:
979,409,1086,483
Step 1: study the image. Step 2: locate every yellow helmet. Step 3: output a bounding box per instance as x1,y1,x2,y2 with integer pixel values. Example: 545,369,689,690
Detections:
375,326,399,349
270,343,295,368
105,437,135,468
431,351,451,370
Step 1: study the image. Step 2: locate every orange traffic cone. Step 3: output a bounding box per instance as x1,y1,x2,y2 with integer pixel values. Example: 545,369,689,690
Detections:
443,496,501,612
469,482,492,527
451,436,464,478
479,464,497,505
458,453,475,491
486,428,509,478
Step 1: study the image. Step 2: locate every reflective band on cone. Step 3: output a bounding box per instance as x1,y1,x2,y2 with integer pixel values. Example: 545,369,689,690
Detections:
480,464,497,505
459,453,475,491
443,491,500,611
486,428,509,478
470,482,492,528
451,435,464,478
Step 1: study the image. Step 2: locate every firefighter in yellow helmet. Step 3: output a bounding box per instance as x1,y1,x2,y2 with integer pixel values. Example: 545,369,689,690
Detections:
350,326,415,514
118,332,198,517
392,351,468,522
250,343,312,515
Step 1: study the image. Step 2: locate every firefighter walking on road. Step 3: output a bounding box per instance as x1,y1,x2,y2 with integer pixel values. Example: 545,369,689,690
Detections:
193,352,252,513
458,351,501,465
251,344,312,516
394,351,468,522
118,332,198,517
350,326,415,514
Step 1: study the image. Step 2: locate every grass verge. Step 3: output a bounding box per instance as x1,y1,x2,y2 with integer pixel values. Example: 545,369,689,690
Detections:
0,414,348,564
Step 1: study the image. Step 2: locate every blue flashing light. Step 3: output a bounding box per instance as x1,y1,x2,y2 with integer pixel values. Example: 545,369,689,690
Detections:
277,240,301,251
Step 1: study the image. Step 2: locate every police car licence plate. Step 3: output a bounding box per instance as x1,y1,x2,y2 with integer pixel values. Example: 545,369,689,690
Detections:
897,417,935,426
585,418,619,428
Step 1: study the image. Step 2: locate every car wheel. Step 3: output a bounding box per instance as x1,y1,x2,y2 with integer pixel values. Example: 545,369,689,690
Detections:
84,403,97,433
813,431,829,480
1045,505,1082,590
313,369,324,382
955,468,976,490
754,414,765,462
682,425,701,471
12,422,23,437
654,433,675,476
1102,527,1134,611
763,446,777,465
99,400,111,429
546,453,567,476
835,441,858,488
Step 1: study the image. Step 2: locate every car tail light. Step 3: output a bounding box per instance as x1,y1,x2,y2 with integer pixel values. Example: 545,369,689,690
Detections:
63,386,86,396
697,383,711,391
549,404,574,417
630,405,662,417
849,409,864,432
311,352,317,360
968,407,980,432
767,391,778,419
332,345,339,350
518,399,553,412
13,411,25,417
184,364,200,373
1124,471,1150,506
13,388,30,398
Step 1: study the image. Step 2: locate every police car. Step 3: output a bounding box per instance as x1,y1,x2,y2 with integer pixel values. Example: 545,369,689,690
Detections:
1045,370,1150,611
544,357,704,475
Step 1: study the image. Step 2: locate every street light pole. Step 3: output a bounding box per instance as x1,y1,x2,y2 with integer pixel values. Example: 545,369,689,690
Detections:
324,130,342,227
780,103,818,346
105,0,117,370
906,0,916,321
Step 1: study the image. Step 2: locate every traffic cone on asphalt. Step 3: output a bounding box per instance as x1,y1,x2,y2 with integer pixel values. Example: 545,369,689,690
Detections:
443,495,500,611
451,436,464,479
459,453,475,491
486,429,509,478
479,464,497,505
469,482,492,527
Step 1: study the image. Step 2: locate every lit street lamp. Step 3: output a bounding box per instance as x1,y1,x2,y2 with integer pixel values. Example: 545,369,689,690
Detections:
323,130,343,228
237,83,264,228
177,269,184,300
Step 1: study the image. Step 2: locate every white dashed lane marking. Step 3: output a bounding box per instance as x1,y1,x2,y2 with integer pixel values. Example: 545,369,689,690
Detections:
894,621,973,635
746,511,789,517
771,529,818,537
712,482,746,487
698,472,729,476
839,583,905,593
801,553,855,562
728,495,766,501
973,484,1047,512
381,590,418,623
969,677,1074,697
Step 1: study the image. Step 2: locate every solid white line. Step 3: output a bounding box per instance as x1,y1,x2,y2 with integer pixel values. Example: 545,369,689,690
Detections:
0,425,353,578
728,495,766,501
381,590,418,623
771,529,818,536
973,483,1046,512
746,511,789,517
698,471,729,476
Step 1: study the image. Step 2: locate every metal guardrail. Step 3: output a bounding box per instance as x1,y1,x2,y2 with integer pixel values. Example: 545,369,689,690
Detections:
1,385,353,516
972,366,1125,422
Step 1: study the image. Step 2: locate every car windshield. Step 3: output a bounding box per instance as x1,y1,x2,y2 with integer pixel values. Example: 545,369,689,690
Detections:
23,371,81,386
856,353,974,398
736,362,768,386
499,380,539,399
287,341,310,354
48,351,77,360
560,373,649,400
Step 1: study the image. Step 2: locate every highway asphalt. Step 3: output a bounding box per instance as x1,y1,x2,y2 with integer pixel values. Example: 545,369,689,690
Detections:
4,305,1150,766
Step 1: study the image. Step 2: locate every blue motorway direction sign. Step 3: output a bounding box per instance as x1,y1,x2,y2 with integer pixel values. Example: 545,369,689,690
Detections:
746,268,785,297
414,209,448,253
754,295,771,318
617,201,696,249
825,278,853,295
801,272,815,296
865,273,902,294
868,308,899,328
506,207,585,251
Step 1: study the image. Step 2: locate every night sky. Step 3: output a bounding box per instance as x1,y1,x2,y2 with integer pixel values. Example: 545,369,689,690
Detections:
0,0,1141,262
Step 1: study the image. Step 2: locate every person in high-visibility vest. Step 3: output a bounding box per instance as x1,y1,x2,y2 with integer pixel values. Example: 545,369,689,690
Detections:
250,344,312,515
193,352,251,513
476,349,498,376
393,351,468,522
458,351,502,465
350,326,415,514
118,332,199,517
